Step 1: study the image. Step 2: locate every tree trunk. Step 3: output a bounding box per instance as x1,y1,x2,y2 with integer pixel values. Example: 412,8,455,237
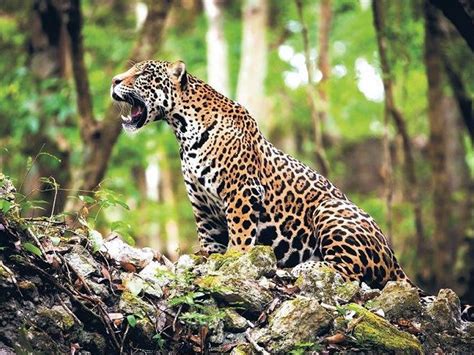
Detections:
203,0,230,96
294,0,329,176
23,0,73,215
63,0,173,210
236,0,268,127
158,152,180,260
430,0,474,52
316,0,332,129
372,0,428,283
424,1,470,292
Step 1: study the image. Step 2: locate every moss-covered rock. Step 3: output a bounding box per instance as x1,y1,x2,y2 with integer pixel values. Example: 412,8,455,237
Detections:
294,261,360,304
197,274,272,312
252,296,333,353
230,343,255,355
344,303,423,354
209,246,276,280
223,308,248,331
119,290,155,317
36,305,76,332
365,281,421,320
424,288,462,332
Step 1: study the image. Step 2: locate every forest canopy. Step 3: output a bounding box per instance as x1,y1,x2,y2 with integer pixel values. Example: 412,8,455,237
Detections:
0,0,473,303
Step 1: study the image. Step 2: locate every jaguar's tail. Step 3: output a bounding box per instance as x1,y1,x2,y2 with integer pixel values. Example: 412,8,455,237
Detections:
461,305,474,322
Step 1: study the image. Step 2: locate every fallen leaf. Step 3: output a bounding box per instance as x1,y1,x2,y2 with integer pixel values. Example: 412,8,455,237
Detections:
120,261,136,273
325,332,346,344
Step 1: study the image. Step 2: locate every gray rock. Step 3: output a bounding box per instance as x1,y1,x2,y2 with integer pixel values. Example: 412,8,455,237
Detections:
101,234,155,268
252,296,333,353
209,246,277,280
365,281,421,320
223,308,248,332
425,288,462,332
64,245,99,278
197,275,273,312
293,261,360,304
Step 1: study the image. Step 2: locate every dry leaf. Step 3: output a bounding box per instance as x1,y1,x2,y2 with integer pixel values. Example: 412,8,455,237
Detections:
325,332,346,344
120,261,136,273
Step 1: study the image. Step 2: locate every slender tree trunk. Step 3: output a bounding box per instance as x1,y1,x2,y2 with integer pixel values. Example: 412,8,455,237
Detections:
316,0,332,128
294,0,329,176
424,1,470,291
236,0,268,127
63,0,173,210
203,0,230,96
23,0,73,215
372,0,429,280
158,152,180,260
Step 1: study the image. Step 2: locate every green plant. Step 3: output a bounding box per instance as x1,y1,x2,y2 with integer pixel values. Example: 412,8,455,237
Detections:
289,342,322,355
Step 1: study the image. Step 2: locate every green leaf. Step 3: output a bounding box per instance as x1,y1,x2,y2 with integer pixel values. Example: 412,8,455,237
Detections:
23,242,42,256
153,333,165,349
0,200,12,214
79,195,96,204
88,230,103,253
127,314,137,328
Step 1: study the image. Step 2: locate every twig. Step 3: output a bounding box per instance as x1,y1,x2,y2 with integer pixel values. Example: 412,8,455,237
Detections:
49,177,58,220
57,295,82,325
320,302,338,311
120,324,130,354
245,329,270,355
65,261,122,351
173,304,183,332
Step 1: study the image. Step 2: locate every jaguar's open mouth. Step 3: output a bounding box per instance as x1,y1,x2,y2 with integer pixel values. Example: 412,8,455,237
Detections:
113,92,148,129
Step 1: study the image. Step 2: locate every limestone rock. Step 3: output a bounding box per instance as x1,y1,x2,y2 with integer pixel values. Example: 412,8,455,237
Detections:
223,308,248,332
252,296,333,353
293,261,360,304
424,288,462,332
101,235,155,268
344,303,423,353
197,275,273,312
209,246,276,280
64,245,99,278
365,281,421,320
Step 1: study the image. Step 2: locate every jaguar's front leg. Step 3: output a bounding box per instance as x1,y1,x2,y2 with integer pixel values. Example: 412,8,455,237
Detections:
222,180,264,252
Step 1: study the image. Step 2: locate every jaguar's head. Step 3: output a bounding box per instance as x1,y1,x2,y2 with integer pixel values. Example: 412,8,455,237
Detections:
111,60,187,132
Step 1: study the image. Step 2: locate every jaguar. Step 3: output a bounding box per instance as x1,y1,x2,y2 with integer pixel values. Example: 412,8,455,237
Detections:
111,59,473,321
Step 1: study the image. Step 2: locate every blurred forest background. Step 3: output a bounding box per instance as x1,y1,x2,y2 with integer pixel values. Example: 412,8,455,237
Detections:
0,0,473,301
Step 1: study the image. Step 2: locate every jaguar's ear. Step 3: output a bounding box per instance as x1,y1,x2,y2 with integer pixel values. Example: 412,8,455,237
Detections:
169,60,187,90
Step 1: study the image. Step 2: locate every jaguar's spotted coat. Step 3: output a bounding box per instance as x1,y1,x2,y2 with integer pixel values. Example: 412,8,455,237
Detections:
111,60,473,321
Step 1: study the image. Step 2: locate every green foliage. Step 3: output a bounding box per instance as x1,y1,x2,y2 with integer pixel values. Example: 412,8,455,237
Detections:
152,333,166,350
0,0,472,280
126,314,137,328
0,200,12,214
22,242,42,257
289,341,322,355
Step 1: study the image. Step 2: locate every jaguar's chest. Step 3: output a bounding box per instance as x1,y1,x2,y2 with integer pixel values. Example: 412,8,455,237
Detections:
181,152,223,208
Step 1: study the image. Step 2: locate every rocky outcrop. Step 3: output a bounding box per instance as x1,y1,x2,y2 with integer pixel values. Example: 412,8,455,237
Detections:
0,173,473,353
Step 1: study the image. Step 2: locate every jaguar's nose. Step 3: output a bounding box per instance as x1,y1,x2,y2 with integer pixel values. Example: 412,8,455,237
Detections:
112,76,123,87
